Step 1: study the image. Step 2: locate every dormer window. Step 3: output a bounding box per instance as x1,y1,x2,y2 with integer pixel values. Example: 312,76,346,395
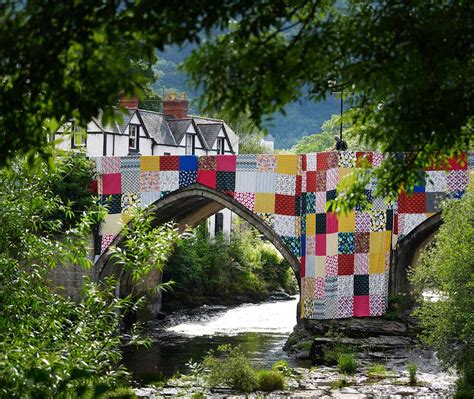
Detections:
217,137,225,154
185,133,195,155
72,126,86,148
129,125,139,151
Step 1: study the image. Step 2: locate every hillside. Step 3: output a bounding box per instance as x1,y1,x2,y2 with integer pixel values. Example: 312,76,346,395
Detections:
154,44,339,149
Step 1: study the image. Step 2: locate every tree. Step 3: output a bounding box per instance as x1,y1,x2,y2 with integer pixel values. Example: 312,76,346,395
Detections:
183,1,473,206
411,184,474,398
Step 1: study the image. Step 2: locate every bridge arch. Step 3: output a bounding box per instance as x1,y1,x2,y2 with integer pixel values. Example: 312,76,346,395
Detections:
94,183,301,318
390,212,442,307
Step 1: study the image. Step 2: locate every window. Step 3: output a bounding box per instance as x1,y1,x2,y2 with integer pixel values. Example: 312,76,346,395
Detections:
164,152,171,156
129,125,138,150
215,213,224,235
185,133,195,155
72,127,86,148
217,137,225,154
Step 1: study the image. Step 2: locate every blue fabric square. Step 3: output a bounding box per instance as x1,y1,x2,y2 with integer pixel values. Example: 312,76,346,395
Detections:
179,170,197,188
179,155,198,171
301,234,306,254
338,232,355,254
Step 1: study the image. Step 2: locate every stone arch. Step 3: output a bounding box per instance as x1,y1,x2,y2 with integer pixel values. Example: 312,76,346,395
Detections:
390,212,442,307
94,183,301,318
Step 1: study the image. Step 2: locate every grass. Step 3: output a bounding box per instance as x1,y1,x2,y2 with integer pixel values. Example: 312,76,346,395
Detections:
407,363,417,385
367,363,387,379
337,353,357,375
330,378,350,390
256,370,286,391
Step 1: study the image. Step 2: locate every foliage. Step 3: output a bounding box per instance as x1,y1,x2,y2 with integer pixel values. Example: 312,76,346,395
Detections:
109,207,180,296
271,360,295,379
183,1,473,207
330,378,350,390
256,370,286,391
203,345,258,393
411,183,473,393
162,223,297,308
407,363,417,386
367,364,387,379
337,353,357,375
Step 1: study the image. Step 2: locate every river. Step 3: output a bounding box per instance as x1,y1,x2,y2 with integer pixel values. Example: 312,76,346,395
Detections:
123,297,300,382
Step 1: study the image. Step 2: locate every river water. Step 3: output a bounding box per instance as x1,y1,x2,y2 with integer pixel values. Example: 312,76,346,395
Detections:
123,297,300,381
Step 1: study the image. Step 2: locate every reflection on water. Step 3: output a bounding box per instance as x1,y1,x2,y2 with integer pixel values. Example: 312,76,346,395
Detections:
123,297,299,381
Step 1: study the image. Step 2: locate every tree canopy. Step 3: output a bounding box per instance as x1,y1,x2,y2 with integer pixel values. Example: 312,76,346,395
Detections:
1,1,472,203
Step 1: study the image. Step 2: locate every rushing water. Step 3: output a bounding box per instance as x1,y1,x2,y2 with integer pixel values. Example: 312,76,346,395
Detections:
123,297,300,381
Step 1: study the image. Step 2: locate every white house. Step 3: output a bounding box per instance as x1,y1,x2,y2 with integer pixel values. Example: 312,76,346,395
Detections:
56,92,239,236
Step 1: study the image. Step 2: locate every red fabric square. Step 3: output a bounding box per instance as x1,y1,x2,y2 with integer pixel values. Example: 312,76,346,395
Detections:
393,215,399,235
356,152,373,167
197,170,216,189
353,295,370,317
315,234,326,256
88,180,98,194
317,152,329,170
102,173,121,194
316,171,326,191
398,192,426,213
338,254,354,275
326,212,338,233
306,171,316,192
216,155,236,171
160,155,179,170
275,194,295,216
448,153,468,170
301,155,307,171
300,256,306,278
295,175,302,196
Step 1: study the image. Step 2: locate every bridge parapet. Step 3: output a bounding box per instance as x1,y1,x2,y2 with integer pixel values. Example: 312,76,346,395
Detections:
92,151,472,320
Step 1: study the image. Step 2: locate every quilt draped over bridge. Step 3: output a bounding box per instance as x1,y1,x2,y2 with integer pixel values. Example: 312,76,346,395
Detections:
93,152,472,320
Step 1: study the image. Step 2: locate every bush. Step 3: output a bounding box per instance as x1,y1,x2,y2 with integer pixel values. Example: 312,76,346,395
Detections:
367,364,387,379
338,353,357,375
203,345,258,393
256,370,285,392
411,183,474,394
407,363,417,385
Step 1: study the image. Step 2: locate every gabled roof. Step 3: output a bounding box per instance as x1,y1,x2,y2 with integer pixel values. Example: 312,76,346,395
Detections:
196,123,222,149
167,119,192,145
138,109,176,146
191,116,239,151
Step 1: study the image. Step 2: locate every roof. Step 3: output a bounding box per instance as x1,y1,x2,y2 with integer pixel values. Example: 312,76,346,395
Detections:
196,123,222,148
167,119,192,145
263,134,275,142
138,109,177,146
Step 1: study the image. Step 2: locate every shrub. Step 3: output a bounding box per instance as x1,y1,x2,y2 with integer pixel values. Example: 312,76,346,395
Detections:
272,360,294,378
338,353,357,375
203,345,258,393
407,363,417,385
256,370,285,392
367,364,387,379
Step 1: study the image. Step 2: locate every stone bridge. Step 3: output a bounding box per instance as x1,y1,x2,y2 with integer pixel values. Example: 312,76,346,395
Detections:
92,152,472,320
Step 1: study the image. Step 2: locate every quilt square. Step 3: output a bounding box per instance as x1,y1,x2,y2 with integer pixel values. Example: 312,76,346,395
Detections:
275,194,295,216
316,192,326,213
98,157,121,174
275,173,296,195
354,253,369,275
370,210,386,232
315,171,326,192
315,234,326,256
179,155,198,171
236,154,257,171
447,170,469,192
370,294,386,316
316,152,330,170
235,171,257,192
398,192,426,213
315,277,325,299
140,156,160,172
306,214,316,235
121,192,141,211
197,170,216,188
234,192,255,211
326,168,339,191
160,155,179,171
355,232,370,253
121,170,140,194
198,156,216,170
254,193,275,213
354,275,369,296
355,211,371,232
217,155,236,172
338,232,355,254
306,235,316,255
356,152,373,167
325,255,338,276
140,171,159,192
216,171,235,191
306,171,316,192
100,194,121,214
425,170,447,192
276,155,298,174
306,153,317,171
426,192,446,213
337,296,354,318
369,251,386,274
326,233,338,256
369,273,387,294
102,173,121,194
160,171,180,191
316,213,326,234
353,295,370,317
338,151,356,167
338,275,354,296
326,189,337,202
256,154,276,172
326,212,338,234
315,256,326,277
141,191,161,207
179,170,197,188
274,215,296,236
338,211,356,232
338,254,354,275
256,172,276,193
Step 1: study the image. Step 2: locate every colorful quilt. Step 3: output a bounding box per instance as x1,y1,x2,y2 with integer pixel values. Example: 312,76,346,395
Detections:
93,151,472,320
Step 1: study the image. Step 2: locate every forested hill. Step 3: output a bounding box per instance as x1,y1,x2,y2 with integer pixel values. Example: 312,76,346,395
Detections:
154,45,339,149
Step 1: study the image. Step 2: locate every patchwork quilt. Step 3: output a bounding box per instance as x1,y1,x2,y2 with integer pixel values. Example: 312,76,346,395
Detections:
93,151,473,320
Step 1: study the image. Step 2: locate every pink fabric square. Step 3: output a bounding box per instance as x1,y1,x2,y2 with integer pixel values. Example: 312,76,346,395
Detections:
100,235,115,255
326,255,338,276
354,253,369,275
316,192,326,213
353,296,370,317
315,234,326,256
326,212,338,233
102,173,121,194
216,155,237,171
234,192,255,211
315,277,325,299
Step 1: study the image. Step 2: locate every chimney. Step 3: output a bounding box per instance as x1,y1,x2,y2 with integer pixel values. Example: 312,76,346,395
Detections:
163,91,188,119
118,94,139,109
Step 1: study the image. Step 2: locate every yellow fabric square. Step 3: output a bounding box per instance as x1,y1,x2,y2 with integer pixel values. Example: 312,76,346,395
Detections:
369,231,391,253
140,156,160,172
306,214,316,235
100,213,131,236
254,193,275,213
326,233,338,256
369,252,386,274
339,168,356,185
276,155,298,175
338,211,356,232
315,256,326,277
